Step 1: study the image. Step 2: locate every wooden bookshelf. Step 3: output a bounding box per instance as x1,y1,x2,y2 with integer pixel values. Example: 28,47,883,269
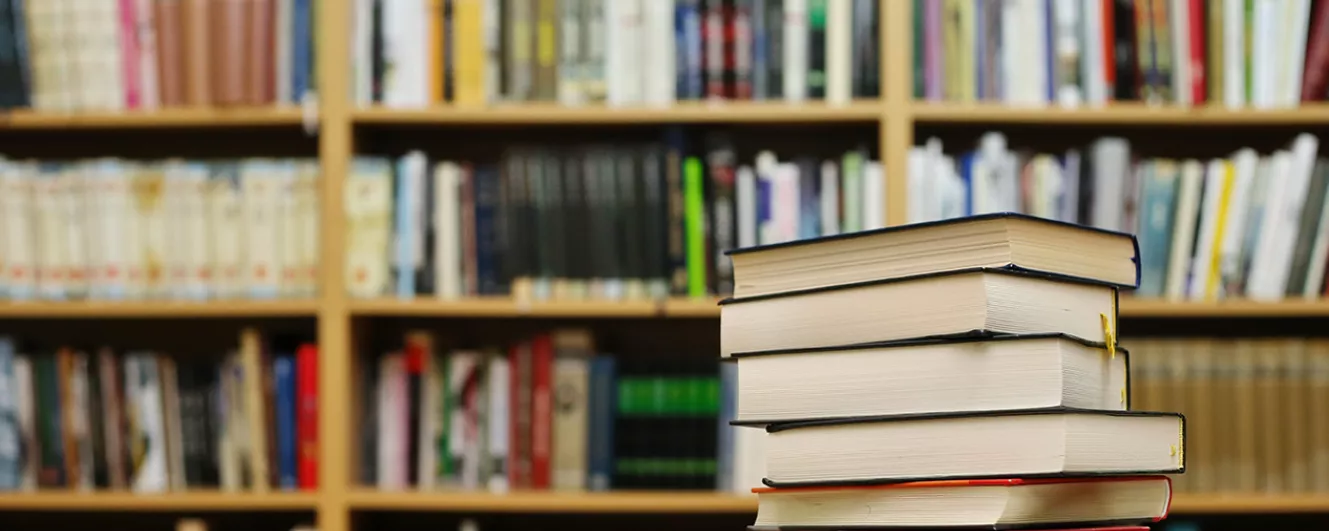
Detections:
352,101,885,125
345,490,756,513
1171,494,1329,514
0,491,319,511
0,107,307,130
0,300,320,319
910,102,1329,125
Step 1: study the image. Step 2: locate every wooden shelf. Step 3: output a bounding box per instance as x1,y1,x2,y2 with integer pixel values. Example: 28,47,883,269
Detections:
346,490,756,513
1172,494,1329,514
1120,298,1329,317
349,297,719,318
0,300,320,318
911,102,1329,125
0,107,306,130
0,491,319,511
351,102,885,125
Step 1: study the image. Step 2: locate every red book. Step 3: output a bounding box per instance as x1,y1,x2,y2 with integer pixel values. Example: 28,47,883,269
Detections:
530,334,554,489
1303,0,1329,100
1187,0,1205,103
295,343,318,490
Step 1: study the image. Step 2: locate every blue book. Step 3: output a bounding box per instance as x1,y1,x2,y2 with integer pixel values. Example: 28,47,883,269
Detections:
393,154,421,298
1136,164,1180,297
292,0,313,102
586,356,616,491
474,165,502,295
0,337,16,489
715,361,736,491
751,0,767,99
679,0,703,99
960,153,976,216
273,354,298,490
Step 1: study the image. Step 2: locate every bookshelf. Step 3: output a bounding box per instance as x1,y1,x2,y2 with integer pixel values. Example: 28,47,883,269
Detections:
4,1,1329,530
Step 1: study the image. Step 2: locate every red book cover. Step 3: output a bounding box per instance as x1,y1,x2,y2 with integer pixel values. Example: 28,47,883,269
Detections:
530,334,554,489
295,343,318,490
1187,0,1205,103
1302,0,1329,100
119,0,142,108
1102,0,1115,98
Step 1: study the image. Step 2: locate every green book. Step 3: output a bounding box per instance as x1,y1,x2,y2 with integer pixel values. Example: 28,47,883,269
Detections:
683,157,707,298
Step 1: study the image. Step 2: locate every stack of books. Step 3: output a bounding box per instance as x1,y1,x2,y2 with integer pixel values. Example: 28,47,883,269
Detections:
722,213,1186,530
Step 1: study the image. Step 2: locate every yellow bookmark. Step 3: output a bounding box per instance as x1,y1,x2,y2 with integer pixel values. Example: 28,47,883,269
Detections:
1100,293,1118,358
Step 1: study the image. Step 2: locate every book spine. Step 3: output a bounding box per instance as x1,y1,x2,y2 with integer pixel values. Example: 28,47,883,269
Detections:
733,0,753,99
274,355,297,490
806,0,826,99
530,334,552,489
0,339,16,489
586,355,614,491
1303,0,1329,100
296,344,317,490
683,157,707,298
704,0,725,98
292,0,312,100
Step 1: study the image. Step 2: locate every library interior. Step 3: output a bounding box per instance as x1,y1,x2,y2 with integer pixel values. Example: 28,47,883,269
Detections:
1,0,1328,530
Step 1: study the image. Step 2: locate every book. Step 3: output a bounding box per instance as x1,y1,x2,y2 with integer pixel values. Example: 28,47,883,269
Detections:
733,334,1129,424
752,477,1172,529
727,212,1139,299
720,268,1117,357
761,409,1185,487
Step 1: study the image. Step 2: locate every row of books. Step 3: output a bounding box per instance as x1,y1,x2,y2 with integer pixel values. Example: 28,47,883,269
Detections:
0,158,321,302
360,329,729,491
0,0,317,112
344,141,883,301
353,0,880,108
907,133,1329,301
0,331,318,492
1133,337,1329,494
913,0,1329,107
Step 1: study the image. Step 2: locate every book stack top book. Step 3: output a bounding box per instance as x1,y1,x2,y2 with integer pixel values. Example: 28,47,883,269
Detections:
722,212,1185,530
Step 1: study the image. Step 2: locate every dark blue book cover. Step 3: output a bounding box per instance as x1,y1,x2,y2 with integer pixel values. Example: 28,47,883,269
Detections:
587,355,616,491
274,354,297,490
292,0,313,101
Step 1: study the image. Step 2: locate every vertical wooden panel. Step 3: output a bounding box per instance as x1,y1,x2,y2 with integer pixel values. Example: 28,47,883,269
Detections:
316,0,353,530
883,0,913,225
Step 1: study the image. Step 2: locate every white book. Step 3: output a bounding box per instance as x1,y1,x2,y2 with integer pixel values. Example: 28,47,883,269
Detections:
102,161,132,299
486,356,510,494
139,164,168,299
353,0,374,105
179,163,211,300
1286,0,1312,105
416,353,439,490
1081,0,1106,106
1165,160,1205,300
346,159,394,298
730,424,766,494
558,0,584,105
376,354,405,490
434,162,462,299
99,0,126,110
755,152,779,245
1252,0,1277,109
131,355,169,493
13,356,36,490
1091,138,1130,231
34,166,63,300
80,164,104,300
1003,0,1047,106
241,161,283,299
736,165,757,248
1261,135,1319,297
825,0,851,105
907,148,929,224
1219,149,1259,297
1187,160,1230,300
783,0,808,103
819,161,840,236
382,0,429,107
297,162,320,298
1248,150,1293,299
939,156,966,220
136,0,161,109
1170,0,1192,106
840,154,863,233
209,165,246,299
162,162,188,299
275,0,294,105
642,0,675,106
1223,0,1246,108
606,0,644,106
61,167,86,299
862,161,885,230
280,163,303,298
